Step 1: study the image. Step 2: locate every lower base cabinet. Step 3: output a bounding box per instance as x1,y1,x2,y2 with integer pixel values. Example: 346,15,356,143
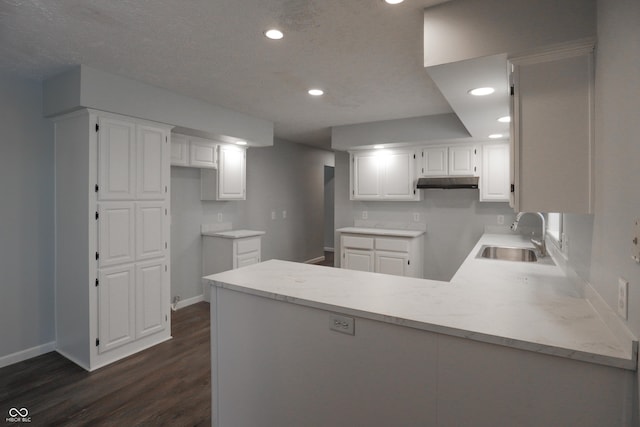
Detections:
340,230,424,278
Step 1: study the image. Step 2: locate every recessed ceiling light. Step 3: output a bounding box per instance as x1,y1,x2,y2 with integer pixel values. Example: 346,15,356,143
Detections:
488,134,504,139
374,144,384,149
384,0,404,4
497,116,511,123
264,29,284,40
308,89,324,96
468,87,495,96
236,140,248,146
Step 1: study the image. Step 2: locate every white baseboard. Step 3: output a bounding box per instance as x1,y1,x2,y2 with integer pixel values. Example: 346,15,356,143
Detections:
175,294,205,310
0,341,56,369
305,256,325,264
324,247,335,252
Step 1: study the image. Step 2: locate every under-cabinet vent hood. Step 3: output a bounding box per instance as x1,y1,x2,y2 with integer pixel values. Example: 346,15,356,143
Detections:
416,176,479,189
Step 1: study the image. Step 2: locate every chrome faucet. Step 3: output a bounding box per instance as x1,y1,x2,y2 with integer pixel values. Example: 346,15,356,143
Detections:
511,212,547,257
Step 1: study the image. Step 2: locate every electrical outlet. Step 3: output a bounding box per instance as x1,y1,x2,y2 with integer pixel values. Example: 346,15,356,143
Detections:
271,211,276,220
497,215,505,225
282,210,287,219
217,212,223,222
413,212,420,222
329,314,355,335
362,211,368,220
618,278,629,319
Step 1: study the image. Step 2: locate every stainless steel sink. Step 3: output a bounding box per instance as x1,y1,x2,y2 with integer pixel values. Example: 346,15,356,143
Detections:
478,245,538,262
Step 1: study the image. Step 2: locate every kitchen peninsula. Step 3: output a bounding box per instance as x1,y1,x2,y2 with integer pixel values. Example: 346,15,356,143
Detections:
204,233,637,426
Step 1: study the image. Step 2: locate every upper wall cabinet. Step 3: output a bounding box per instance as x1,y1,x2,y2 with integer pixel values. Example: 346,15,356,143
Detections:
201,144,247,201
350,148,420,201
170,133,217,169
420,145,478,177
479,142,510,202
510,42,594,214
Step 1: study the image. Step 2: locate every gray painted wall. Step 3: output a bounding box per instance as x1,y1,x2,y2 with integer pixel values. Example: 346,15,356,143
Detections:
171,139,334,301
334,152,516,281
43,65,274,147
423,0,596,67
0,73,55,359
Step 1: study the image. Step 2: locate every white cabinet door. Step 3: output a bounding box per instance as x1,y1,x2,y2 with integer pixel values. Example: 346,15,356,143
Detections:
135,202,165,261
421,147,448,176
375,251,409,276
218,145,246,200
343,249,375,272
448,145,477,176
511,45,593,213
352,152,381,199
480,143,510,202
98,117,136,200
170,134,189,166
382,150,417,200
189,139,218,168
137,125,167,200
236,251,260,268
135,260,166,339
98,264,136,353
98,202,135,267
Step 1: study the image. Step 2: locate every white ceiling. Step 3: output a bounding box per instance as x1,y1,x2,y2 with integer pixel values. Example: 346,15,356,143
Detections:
0,0,469,149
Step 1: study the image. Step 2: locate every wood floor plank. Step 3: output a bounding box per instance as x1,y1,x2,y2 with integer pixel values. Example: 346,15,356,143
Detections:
0,302,211,426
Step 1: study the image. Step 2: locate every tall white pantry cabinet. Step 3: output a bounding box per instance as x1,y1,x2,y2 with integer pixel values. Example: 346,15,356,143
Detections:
54,109,172,371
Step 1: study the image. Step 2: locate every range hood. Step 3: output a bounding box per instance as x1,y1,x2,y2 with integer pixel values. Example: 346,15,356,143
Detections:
416,176,479,189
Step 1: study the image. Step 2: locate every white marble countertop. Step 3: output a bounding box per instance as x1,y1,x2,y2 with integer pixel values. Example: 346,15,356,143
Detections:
202,229,265,239
204,233,637,370
336,227,425,238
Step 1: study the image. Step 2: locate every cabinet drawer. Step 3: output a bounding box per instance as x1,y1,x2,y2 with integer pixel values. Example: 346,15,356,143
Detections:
375,237,410,252
342,235,374,250
236,237,261,255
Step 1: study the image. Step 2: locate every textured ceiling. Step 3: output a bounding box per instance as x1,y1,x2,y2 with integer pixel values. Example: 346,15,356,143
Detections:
0,0,454,149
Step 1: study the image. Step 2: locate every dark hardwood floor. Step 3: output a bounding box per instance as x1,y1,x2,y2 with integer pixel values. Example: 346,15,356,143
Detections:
0,302,211,426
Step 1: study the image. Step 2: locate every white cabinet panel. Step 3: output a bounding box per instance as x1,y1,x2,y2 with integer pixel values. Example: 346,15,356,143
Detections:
422,147,448,176
98,202,135,267
448,145,477,176
98,117,136,200
352,152,381,199
135,260,166,339
170,134,189,166
98,264,136,353
137,125,167,199
218,145,246,200
383,150,416,199
376,251,408,276
343,249,375,272
480,143,510,202
135,202,165,261
189,139,218,168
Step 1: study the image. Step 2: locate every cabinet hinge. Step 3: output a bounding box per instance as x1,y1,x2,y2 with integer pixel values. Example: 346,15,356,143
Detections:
510,85,514,96
408,260,410,265
474,166,477,172
165,242,168,249
95,184,99,193
95,211,99,220
510,184,515,193
165,186,168,193
474,149,477,155
413,189,416,195
95,338,100,347
95,123,99,132
165,265,168,272
165,208,168,215
95,278,99,287
413,154,416,159
95,252,99,261
165,315,168,322
421,152,424,157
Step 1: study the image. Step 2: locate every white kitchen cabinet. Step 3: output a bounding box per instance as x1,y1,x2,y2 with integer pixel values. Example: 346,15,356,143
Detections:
421,146,448,176
201,144,248,201
350,148,419,201
53,109,172,371
170,134,189,166
339,230,424,278
510,42,594,213
202,230,265,301
420,145,477,177
480,143,510,202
